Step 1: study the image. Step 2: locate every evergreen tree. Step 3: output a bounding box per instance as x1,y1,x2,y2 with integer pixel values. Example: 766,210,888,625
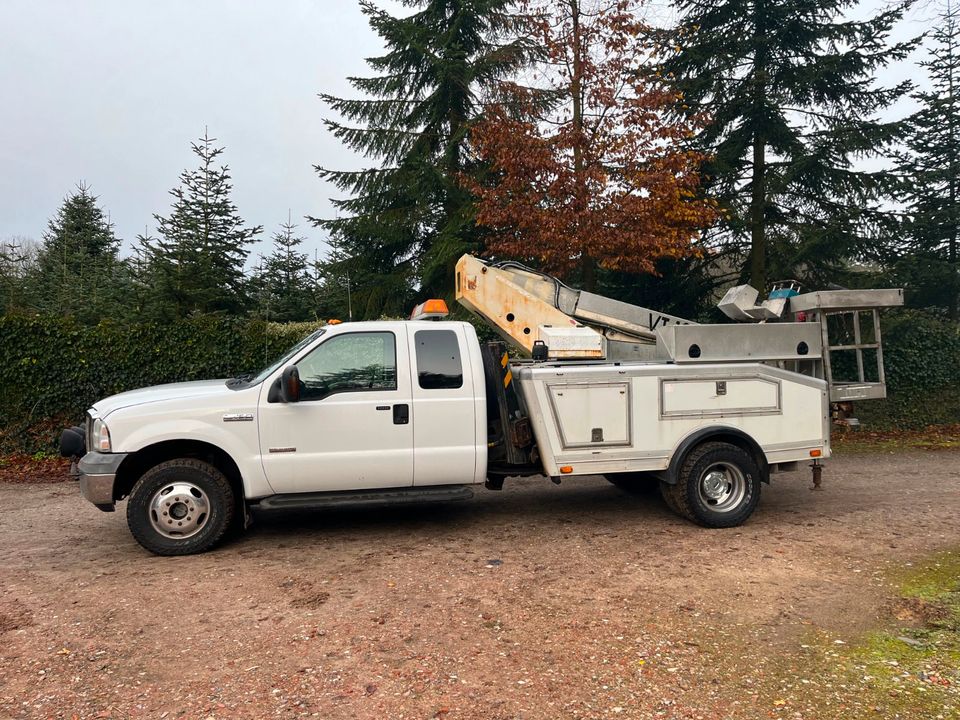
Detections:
150,131,262,318
28,184,128,322
662,0,917,291
0,236,35,314
313,0,534,318
896,1,960,320
254,215,314,322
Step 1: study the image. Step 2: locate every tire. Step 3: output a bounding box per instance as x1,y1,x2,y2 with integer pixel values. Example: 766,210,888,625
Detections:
605,472,660,495
659,479,682,514
126,458,236,556
662,442,761,528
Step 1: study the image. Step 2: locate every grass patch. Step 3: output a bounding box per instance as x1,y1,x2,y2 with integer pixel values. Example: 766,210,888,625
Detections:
760,552,960,719
846,552,960,718
832,424,960,454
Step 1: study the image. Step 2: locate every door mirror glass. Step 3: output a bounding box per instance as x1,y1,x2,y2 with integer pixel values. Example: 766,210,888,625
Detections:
280,365,301,403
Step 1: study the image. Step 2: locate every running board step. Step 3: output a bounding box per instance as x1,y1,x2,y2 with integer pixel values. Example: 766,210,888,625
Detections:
255,485,475,512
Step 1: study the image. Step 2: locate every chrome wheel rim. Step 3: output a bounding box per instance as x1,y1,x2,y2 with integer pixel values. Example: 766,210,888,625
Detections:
148,482,210,539
697,462,747,513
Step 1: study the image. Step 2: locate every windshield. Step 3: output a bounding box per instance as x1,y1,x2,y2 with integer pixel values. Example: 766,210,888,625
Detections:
247,328,326,385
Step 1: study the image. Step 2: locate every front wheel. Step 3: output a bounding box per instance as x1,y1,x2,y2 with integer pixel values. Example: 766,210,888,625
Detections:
127,458,236,555
661,442,761,528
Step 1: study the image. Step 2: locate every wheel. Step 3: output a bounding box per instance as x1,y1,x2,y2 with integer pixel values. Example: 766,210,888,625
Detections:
662,442,761,528
126,458,236,556
605,471,660,495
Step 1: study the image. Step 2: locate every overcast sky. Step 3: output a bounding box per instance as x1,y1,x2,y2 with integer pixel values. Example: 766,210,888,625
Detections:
0,0,940,265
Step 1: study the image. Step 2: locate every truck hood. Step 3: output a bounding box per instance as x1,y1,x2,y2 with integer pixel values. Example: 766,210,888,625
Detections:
92,379,237,417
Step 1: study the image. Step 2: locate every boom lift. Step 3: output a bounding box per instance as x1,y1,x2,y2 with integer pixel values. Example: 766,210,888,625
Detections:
456,254,902,403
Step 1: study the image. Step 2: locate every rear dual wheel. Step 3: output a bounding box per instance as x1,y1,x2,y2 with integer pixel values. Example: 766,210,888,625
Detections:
661,442,761,528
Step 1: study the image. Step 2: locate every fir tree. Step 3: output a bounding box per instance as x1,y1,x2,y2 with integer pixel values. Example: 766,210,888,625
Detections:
662,0,917,291
29,184,127,322
150,131,261,318
254,215,314,322
0,236,35,314
897,1,960,320
313,0,534,318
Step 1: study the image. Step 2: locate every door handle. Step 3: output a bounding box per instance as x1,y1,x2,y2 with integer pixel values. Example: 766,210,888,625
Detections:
392,403,409,425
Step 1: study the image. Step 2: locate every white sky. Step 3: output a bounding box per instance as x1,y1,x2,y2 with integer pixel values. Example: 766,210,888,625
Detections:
0,0,943,265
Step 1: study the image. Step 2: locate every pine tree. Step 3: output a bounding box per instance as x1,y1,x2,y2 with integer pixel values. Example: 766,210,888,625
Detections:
897,1,960,320
313,0,534,318
0,236,35,314
662,0,917,291
29,184,128,322
151,131,262,318
254,215,314,322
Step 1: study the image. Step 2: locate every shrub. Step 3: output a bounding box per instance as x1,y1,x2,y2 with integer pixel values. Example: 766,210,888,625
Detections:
0,315,321,452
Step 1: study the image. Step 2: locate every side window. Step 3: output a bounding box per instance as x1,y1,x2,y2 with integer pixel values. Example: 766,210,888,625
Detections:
296,332,397,400
414,329,463,390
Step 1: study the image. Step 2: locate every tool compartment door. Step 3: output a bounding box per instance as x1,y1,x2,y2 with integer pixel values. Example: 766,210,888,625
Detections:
659,377,781,418
546,382,631,449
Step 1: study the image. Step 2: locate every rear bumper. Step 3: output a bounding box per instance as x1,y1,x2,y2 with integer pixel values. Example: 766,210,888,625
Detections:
78,452,128,511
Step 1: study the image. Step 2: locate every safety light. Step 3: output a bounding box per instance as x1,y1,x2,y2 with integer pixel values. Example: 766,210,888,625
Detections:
809,449,822,458
409,299,449,321
559,465,573,474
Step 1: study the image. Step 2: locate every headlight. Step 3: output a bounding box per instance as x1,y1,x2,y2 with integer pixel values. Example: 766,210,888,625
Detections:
92,418,112,452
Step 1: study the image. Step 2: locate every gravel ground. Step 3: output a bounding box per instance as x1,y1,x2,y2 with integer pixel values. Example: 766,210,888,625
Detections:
1,452,959,719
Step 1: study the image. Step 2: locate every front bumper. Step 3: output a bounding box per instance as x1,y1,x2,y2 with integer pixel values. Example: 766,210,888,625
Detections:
78,452,128,511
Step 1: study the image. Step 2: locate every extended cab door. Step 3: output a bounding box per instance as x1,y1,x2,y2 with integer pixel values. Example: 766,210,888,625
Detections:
407,325,479,486
257,326,414,493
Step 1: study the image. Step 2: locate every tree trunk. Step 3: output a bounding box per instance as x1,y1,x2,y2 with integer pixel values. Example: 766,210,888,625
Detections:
750,136,766,292
950,175,958,322
570,0,596,291
949,9,959,322
749,0,768,292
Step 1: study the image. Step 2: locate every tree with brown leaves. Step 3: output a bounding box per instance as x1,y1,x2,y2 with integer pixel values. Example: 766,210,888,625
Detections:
467,0,717,291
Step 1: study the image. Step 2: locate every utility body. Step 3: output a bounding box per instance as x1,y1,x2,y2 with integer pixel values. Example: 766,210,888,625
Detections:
61,256,901,555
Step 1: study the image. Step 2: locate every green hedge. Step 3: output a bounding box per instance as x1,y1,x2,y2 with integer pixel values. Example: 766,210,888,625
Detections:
850,310,960,429
0,316,321,452
0,310,956,453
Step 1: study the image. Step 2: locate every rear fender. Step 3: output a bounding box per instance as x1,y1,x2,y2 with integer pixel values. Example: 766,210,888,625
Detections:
660,426,769,485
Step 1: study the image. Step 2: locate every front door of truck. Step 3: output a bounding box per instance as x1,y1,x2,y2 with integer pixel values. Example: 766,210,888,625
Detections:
258,327,414,493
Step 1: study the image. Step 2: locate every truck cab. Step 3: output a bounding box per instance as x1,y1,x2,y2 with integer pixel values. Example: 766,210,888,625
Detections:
69,319,488,555
254,320,487,492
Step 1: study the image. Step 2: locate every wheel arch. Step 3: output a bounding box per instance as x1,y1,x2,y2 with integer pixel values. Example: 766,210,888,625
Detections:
114,439,244,505
662,427,769,486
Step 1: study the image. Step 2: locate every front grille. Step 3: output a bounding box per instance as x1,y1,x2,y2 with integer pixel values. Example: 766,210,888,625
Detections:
85,413,93,453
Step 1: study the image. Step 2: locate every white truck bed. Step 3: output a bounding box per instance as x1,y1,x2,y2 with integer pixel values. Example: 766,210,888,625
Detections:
514,360,829,478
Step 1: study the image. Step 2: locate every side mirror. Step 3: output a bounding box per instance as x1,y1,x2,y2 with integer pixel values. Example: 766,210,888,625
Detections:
280,365,301,403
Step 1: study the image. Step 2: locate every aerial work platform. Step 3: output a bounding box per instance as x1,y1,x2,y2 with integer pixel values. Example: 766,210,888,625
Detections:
455,255,903,403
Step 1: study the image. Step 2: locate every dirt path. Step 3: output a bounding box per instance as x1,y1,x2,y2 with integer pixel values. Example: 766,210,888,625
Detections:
1,452,959,719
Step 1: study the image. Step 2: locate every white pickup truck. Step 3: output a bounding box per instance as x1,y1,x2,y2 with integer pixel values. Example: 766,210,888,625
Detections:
61,256,901,555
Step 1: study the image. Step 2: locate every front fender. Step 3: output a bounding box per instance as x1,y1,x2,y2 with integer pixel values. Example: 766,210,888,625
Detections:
111,415,273,498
